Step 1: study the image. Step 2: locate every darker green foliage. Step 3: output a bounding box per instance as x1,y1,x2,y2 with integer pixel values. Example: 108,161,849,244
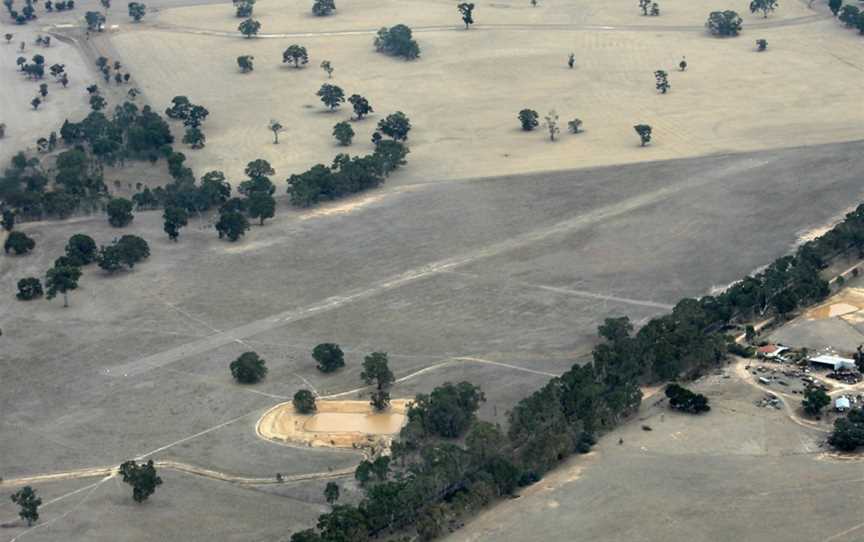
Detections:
293,389,316,414
705,10,742,36
230,351,267,383
163,206,188,241
16,277,43,300
803,386,831,417
377,112,410,141
106,197,134,227
313,343,344,373
215,210,250,242
4,230,34,254
374,24,420,60
118,460,162,502
312,0,334,15
65,234,97,265
518,109,538,131
665,383,710,413
403,381,485,440
829,0,841,15
11,486,41,526
96,235,149,272
829,408,864,451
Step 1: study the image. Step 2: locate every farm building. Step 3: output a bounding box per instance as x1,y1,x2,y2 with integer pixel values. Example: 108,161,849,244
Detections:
835,396,851,412
757,344,789,359
809,355,856,372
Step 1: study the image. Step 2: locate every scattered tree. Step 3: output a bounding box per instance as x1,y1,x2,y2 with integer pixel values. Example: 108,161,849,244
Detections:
829,0,841,16
324,482,340,506
237,54,254,73
235,0,254,17
163,206,188,241
293,389,317,414
828,408,864,451
118,460,162,502
749,0,777,18
10,486,41,526
106,197,134,227
128,1,145,21
377,111,410,140
567,118,583,134
268,119,284,143
31,97,41,110
639,0,650,15
4,231,34,254
756,38,768,51
320,60,333,78
333,121,354,146
16,277,43,300
89,94,106,111
457,2,474,29
654,69,670,93
374,24,420,60
544,110,559,141
45,264,81,307
182,126,206,149
215,210,250,241
238,18,260,38
348,94,373,120
567,52,575,68
679,56,687,71
317,83,345,110
2,209,14,231
706,10,742,36
283,44,309,68
312,0,335,16
230,351,268,383
65,233,97,265
247,192,275,225
313,343,344,373
634,124,652,146
85,10,106,31
839,4,859,25
362,351,394,411
97,235,149,272
518,108,539,131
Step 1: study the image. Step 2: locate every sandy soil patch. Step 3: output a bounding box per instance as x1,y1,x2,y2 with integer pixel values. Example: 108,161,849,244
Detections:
805,287,864,320
110,6,861,186
257,399,409,449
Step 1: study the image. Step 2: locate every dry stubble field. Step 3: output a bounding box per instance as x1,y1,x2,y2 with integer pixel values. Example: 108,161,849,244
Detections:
108,0,862,185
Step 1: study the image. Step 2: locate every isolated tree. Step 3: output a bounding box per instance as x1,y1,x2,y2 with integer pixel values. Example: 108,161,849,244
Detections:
377,111,410,140
235,0,254,17
567,52,575,68
634,124,652,146
639,0,650,15
106,197,134,227
320,60,333,78
678,56,687,71
654,70,670,93
39,83,48,99
567,118,583,133
31,97,41,110
85,11,106,31
163,206,188,241
17,277,43,300
313,343,344,373
2,210,14,231
348,94,373,120
247,192,275,225
238,18,260,38
4,231,35,254
544,110,559,141
333,121,354,146
11,486,41,526
128,1,145,21
66,233,97,265
749,0,777,18
215,210,250,241
829,0,841,15
374,24,420,60
312,0,334,16
317,83,345,110
650,2,659,15
324,482,340,506
268,119,284,143
362,351,394,411
803,386,831,417
4,33,12,44
283,44,309,68
756,38,767,51
518,108,539,131
293,389,317,414
119,460,162,503
45,264,81,307
705,10,742,36
230,351,268,383
457,2,474,28
237,54,254,73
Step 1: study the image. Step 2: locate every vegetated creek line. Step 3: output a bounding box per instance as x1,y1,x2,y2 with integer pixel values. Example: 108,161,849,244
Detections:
107,178,710,378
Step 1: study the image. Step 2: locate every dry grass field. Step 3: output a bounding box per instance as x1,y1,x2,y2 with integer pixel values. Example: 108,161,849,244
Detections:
106,0,861,185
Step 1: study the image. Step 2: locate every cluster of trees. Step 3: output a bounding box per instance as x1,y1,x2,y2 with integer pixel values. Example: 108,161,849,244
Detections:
165,96,209,149
665,383,710,413
374,24,420,60
94,56,132,87
518,109,584,140
287,135,408,207
706,10,742,36
829,408,864,451
4,0,42,25
0,100,178,221
831,0,864,35
95,234,149,273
